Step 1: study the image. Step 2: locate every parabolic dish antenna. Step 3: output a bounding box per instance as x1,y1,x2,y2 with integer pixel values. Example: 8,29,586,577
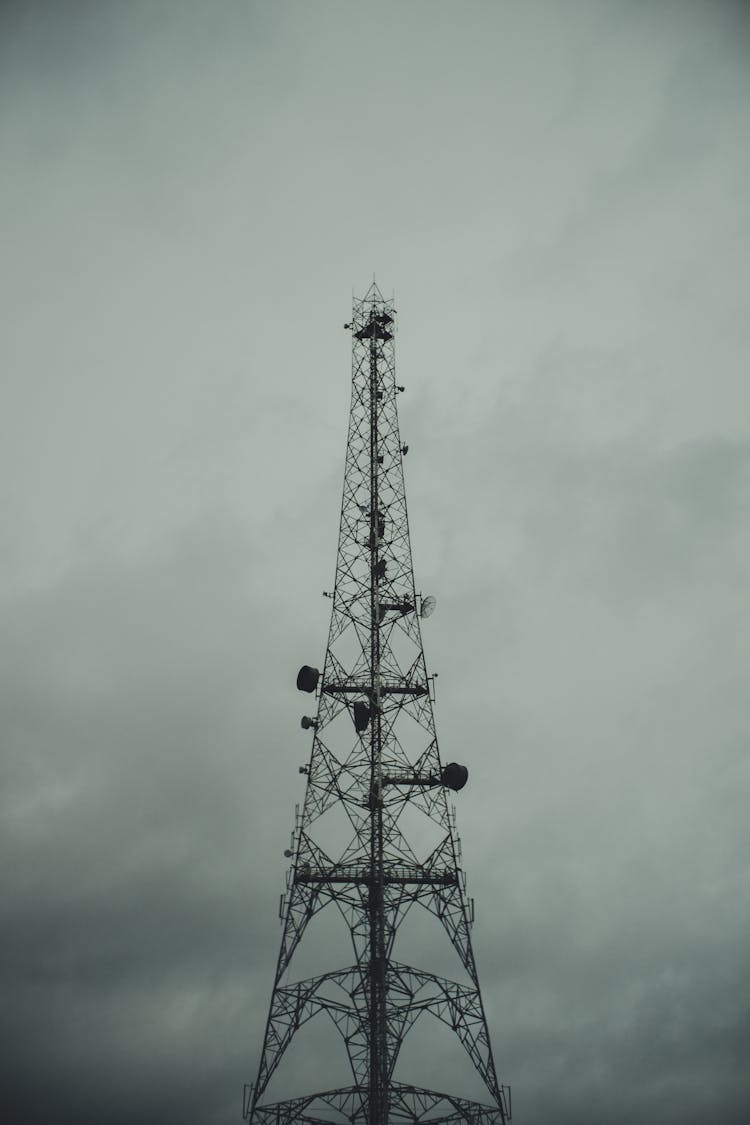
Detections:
420,594,437,619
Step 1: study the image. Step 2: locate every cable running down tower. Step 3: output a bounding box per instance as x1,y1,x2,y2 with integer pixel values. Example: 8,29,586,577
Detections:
245,284,511,1125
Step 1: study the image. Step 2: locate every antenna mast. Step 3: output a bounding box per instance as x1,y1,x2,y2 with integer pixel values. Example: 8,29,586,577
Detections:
245,285,510,1125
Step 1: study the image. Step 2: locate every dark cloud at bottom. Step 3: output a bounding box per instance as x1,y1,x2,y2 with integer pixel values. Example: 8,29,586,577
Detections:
0,517,288,1125
1,453,749,1123
3,517,748,1125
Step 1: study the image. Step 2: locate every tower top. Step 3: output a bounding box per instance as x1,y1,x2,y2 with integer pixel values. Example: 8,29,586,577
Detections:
358,279,389,305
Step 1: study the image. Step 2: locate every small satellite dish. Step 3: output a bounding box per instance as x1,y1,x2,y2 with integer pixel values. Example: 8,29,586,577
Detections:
283,849,294,858
353,701,371,733
441,762,468,792
296,665,319,693
420,594,437,619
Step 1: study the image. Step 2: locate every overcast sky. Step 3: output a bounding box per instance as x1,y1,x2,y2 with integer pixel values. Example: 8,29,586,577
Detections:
2,1,749,1122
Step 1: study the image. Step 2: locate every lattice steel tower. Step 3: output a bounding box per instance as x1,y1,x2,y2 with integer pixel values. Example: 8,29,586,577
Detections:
244,284,511,1125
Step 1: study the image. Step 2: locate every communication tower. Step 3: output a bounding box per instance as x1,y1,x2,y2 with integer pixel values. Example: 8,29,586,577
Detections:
244,284,511,1125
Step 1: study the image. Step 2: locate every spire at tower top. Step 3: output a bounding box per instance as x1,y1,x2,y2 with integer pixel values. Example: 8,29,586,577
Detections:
360,277,387,305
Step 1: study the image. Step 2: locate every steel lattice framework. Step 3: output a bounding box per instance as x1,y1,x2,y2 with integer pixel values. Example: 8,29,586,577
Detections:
245,284,510,1125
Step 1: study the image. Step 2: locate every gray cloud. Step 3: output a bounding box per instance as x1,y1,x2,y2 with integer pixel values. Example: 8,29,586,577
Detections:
1,1,749,1122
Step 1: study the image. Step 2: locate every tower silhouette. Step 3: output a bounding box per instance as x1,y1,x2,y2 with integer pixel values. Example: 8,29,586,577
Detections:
244,284,510,1125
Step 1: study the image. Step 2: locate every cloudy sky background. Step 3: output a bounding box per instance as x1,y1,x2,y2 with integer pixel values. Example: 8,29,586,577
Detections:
2,1,749,1122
